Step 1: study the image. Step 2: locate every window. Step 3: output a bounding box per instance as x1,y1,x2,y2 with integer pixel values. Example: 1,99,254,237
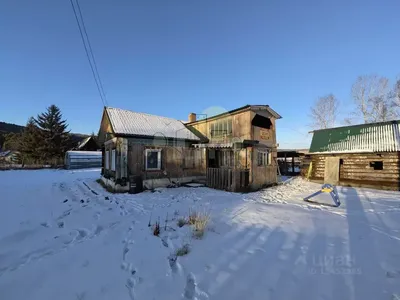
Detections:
111,149,116,171
210,118,233,137
105,150,109,169
257,150,271,166
370,161,383,170
145,149,162,170
218,150,233,167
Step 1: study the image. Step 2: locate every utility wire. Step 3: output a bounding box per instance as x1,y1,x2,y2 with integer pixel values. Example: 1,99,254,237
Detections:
70,0,108,107
75,0,107,102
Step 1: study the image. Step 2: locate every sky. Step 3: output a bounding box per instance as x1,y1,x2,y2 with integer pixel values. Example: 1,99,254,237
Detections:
1,0,400,148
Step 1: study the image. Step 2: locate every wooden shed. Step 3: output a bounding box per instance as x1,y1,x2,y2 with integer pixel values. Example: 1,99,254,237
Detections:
308,120,400,190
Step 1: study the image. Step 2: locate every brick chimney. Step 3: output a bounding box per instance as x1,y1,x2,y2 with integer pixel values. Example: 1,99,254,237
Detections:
188,113,197,123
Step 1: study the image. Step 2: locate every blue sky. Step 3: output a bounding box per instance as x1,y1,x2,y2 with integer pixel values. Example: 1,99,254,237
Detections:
1,0,399,148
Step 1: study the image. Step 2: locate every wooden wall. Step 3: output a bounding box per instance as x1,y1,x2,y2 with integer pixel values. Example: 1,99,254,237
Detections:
127,139,205,180
310,152,400,190
250,110,277,146
97,110,114,146
189,110,252,143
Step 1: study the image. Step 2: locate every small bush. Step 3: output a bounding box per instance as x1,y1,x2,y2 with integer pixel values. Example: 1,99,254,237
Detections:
189,209,210,239
175,244,190,256
177,217,187,228
188,209,199,225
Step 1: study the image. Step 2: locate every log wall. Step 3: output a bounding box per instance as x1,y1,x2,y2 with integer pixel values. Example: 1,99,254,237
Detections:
310,152,400,190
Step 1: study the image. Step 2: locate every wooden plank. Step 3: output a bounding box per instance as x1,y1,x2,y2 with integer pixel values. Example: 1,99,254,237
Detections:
340,173,400,180
340,169,400,174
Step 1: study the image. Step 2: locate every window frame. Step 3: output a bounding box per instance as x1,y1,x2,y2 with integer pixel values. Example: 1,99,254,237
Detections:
210,118,233,137
111,149,116,171
257,150,271,166
145,149,162,171
105,150,109,169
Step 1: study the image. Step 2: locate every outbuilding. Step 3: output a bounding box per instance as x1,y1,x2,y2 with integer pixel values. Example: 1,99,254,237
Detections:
308,120,400,190
64,151,102,170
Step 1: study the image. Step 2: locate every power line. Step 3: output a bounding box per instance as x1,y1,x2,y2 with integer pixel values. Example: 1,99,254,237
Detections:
69,0,108,107
75,0,107,102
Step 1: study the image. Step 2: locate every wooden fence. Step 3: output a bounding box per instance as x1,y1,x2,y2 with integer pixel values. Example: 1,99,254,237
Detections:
206,167,250,192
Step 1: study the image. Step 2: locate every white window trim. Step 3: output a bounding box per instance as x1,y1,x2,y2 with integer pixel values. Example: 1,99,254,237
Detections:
257,150,271,166
105,150,109,169
111,149,116,171
145,149,162,170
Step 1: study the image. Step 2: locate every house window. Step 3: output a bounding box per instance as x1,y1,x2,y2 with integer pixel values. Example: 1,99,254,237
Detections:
210,118,233,137
370,161,383,170
105,150,109,169
257,151,271,166
218,150,233,167
145,149,162,170
111,149,116,171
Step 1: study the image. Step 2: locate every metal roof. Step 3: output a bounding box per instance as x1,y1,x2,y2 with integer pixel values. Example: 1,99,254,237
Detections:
309,120,400,154
106,107,201,141
186,104,282,124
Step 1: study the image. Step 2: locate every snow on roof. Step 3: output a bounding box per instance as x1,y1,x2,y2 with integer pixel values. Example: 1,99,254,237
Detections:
0,150,11,157
66,151,102,157
106,107,201,141
77,137,91,149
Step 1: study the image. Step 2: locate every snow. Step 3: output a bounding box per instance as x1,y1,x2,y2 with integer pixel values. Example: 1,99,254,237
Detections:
0,170,400,300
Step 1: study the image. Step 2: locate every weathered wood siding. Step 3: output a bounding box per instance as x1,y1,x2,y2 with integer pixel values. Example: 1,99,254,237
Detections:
127,139,205,180
206,167,250,192
189,110,252,143
310,152,400,190
250,110,277,145
98,110,114,146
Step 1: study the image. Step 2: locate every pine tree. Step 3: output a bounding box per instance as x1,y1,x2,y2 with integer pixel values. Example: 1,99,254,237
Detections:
20,117,42,163
34,105,70,162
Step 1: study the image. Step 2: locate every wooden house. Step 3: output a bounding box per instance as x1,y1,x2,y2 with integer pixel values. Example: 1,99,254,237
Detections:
74,136,99,151
187,105,281,191
98,105,281,192
308,121,400,190
98,107,207,192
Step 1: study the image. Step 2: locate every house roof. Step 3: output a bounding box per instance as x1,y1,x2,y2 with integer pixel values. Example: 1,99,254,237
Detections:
186,104,282,124
77,136,91,149
0,150,11,157
309,120,400,154
105,107,201,141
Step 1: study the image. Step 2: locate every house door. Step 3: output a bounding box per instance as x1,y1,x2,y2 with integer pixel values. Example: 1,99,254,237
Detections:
324,157,340,185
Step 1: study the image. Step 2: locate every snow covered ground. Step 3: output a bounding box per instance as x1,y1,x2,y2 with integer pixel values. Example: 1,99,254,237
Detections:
0,169,399,300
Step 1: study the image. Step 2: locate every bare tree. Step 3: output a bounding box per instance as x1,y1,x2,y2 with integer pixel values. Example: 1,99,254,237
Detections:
351,75,397,123
390,79,400,110
309,94,339,129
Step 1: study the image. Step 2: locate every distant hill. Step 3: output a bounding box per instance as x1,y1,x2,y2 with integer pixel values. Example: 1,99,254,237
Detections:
0,122,25,135
0,121,90,150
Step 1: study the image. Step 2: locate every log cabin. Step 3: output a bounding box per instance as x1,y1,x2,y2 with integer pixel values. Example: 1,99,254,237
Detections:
308,120,400,190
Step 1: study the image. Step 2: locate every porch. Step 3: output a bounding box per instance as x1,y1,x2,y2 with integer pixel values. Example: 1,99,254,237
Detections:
194,142,252,192
206,167,250,192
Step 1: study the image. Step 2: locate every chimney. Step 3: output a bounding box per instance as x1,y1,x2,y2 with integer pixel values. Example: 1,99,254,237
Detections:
188,113,197,123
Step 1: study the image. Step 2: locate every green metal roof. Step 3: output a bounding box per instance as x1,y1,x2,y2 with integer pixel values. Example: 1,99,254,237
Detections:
309,120,400,153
